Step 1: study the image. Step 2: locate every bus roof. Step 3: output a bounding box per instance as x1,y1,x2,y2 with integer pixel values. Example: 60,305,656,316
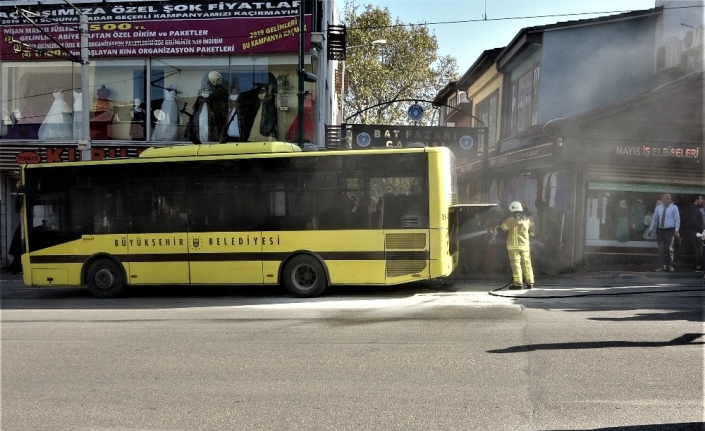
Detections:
139,142,302,158
21,143,446,170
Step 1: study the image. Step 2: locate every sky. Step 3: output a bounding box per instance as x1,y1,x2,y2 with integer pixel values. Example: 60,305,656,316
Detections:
360,0,658,73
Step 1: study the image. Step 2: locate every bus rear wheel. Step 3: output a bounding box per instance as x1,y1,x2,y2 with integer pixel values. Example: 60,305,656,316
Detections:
86,259,126,299
282,255,327,298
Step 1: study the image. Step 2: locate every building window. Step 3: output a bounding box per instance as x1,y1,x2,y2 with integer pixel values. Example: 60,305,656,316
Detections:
475,91,498,151
1,56,311,144
444,94,458,119
510,65,539,135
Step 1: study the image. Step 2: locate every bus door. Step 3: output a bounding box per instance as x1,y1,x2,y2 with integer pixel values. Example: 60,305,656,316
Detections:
125,197,190,285
188,230,263,284
187,175,263,284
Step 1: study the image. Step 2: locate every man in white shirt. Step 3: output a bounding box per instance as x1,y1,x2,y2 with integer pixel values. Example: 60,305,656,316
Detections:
647,194,680,272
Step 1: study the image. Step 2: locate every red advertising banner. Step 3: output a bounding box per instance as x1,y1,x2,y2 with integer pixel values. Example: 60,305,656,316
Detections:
1,15,311,60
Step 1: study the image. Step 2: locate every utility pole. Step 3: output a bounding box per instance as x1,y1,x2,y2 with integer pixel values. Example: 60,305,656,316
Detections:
296,0,305,147
296,0,316,147
79,12,91,161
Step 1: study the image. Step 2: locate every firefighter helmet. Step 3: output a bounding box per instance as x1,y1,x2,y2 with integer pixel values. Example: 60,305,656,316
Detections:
508,201,523,212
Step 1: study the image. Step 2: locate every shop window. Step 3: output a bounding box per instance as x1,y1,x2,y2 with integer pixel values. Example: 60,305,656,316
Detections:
91,59,147,141
1,59,148,142
148,56,313,145
583,183,705,247
1,63,74,141
475,91,498,151
3,55,315,145
509,65,539,136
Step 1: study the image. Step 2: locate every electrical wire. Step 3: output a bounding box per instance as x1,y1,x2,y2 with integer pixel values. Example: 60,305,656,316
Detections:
350,4,702,31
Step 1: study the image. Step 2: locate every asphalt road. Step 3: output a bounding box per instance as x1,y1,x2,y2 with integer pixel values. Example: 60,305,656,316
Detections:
1,276,703,431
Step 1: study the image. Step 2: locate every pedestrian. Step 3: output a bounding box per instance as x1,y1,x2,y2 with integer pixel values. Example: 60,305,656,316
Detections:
696,195,705,272
699,229,705,279
489,201,535,290
680,195,704,271
647,193,680,272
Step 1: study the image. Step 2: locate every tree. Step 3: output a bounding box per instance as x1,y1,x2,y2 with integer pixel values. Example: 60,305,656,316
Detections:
341,1,459,126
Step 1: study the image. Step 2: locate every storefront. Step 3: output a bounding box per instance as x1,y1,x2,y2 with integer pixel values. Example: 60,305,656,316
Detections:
483,139,577,274
555,72,704,268
0,0,330,269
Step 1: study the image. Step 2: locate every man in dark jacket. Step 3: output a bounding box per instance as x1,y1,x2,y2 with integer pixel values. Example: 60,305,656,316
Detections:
680,195,704,271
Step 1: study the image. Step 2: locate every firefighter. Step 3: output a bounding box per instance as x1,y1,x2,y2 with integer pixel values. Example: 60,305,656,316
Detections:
489,201,535,290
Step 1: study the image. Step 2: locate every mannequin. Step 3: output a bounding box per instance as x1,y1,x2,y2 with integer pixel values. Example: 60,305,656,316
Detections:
196,89,210,143
221,90,241,142
615,199,630,242
91,85,113,139
152,87,180,141
183,89,209,144
260,84,278,139
129,98,145,140
630,198,646,240
73,91,82,140
38,90,73,140
247,86,268,142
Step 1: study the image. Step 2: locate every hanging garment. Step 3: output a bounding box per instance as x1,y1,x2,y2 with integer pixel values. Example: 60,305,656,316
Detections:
152,89,180,141
73,91,82,140
585,198,600,240
285,93,315,143
91,86,114,140
542,173,551,202
198,98,209,143
248,89,269,142
548,172,558,208
615,201,630,242
553,171,572,212
259,89,278,139
226,106,240,138
630,200,646,231
129,104,146,140
38,90,73,140
615,216,630,242
184,94,208,145
489,179,499,206
600,194,609,224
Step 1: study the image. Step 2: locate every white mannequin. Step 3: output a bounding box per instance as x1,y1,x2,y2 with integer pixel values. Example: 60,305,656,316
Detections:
151,88,179,141
73,90,82,140
38,90,73,140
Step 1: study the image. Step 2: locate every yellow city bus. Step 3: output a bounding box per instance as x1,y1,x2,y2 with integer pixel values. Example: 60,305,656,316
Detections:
18,142,484,298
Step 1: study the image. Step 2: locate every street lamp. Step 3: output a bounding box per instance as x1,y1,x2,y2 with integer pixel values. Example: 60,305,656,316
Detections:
340,39,386,124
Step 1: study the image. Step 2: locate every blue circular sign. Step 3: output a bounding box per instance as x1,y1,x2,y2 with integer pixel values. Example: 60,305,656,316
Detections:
459,135,474,150
407,104,424,122
356,132,371,148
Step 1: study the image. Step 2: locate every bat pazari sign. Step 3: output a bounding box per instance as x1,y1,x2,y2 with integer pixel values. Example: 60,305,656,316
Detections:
349,124,483,157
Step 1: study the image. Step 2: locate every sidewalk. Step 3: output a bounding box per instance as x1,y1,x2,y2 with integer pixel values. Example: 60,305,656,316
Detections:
443,262,704,298
448,261,705,282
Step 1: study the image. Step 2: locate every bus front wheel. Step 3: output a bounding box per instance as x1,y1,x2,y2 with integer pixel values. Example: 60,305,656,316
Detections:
86,259,126,299
282,255,327,298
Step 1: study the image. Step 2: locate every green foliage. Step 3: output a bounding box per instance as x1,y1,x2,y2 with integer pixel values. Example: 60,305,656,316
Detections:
342,1,458,125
